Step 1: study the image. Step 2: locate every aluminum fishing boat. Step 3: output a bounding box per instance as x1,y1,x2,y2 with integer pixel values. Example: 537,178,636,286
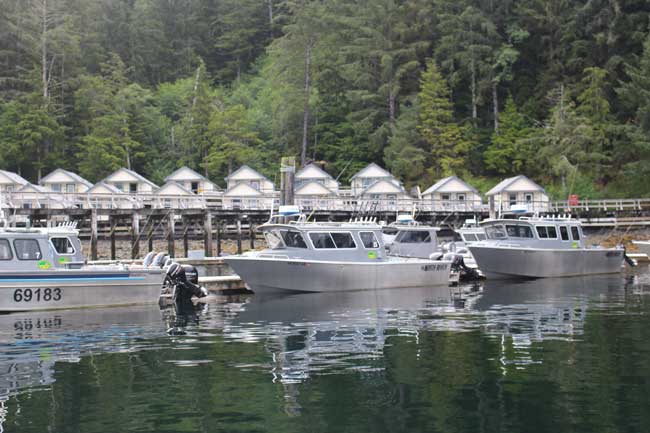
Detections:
224,213,454,294
0,225,166,312
468,216,625,279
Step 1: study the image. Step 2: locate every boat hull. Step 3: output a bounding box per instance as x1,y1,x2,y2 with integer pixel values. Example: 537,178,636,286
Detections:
224,256,452,294
632,241,650,256
0,270,165,312
468,245,624,279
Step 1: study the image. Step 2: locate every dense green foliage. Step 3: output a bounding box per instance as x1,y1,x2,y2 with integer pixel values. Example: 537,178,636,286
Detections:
1,0,650,197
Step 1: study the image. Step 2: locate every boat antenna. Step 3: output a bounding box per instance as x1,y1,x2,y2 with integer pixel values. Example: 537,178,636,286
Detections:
334,158,354,183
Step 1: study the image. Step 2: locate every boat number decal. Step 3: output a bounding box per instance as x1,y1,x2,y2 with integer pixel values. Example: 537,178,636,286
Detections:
38,260,52,269
13,288,63,303
288,261,309,267
421,264,447,271
14,317,62,332
367,251,378,259
606,251,622,257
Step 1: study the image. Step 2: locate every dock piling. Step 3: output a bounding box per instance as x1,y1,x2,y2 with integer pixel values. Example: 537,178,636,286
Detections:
236,217,242,254
131,212,140,259
204,211,213,257
90,208,98,260
167,211,175,257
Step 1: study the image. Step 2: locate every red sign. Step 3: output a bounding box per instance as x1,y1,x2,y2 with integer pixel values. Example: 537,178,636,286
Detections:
568,194,579,206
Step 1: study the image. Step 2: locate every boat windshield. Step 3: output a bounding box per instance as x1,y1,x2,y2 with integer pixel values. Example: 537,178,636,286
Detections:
395,230,431,243
462,233,478,242
264,230,285,249
485,225,507,240
505,224,534,238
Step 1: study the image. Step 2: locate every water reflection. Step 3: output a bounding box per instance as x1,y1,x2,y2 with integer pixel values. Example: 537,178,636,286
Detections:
0,271,647,432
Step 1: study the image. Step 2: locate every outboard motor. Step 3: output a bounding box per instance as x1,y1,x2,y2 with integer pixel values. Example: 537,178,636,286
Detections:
142,251,156,267
448,254,482,282
166,263,208,307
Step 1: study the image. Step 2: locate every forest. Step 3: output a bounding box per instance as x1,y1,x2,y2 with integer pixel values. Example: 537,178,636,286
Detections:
1,0,650,199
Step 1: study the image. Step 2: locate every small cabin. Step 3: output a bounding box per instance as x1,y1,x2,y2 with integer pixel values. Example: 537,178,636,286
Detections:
164,166,220,194
14,183,69,209
295,163,339,192
85,182,135,209
421,176,483,211
224,165,274,194
349,163,403,196
101,168,158,194
223,182,275,210
0,170,28,192
486,175,550,216
155,182,204,209
40,168,93,194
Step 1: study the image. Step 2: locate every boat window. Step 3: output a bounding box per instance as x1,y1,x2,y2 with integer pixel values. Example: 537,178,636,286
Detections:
0,239,13,260
14,239,42,260
463,233,478,242
505,225,533,238
309,232,336,249
547,226,558,238
280,231,308,248
559,226,570,241
264,231,284,249
476,233,487,241
395,230,431,243
51,237,75,254
331,232,357,249
360,231,380,249
536,226,557,239
571,226,581,240
485,225,507,240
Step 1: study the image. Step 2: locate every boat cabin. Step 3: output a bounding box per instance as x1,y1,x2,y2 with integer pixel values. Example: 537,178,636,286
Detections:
0,226,84,271
479,217,585,249
386,225,440,259
259,222,385,262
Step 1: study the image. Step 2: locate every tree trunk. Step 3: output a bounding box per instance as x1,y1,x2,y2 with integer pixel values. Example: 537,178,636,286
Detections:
471,57,477,122
41,0,49,101
267,0,274,38
492,81,499,133
388,83,396,128
301,42,312,166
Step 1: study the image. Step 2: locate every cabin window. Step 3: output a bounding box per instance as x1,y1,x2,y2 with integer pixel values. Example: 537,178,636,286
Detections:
571,226,581,241
331,232,357,249
441,194,450,201
476,233,487,241
129,183,138,193
51,183,61,192
485,225,507,240
505,225,533,238
509,193,517,205
264,231,284,249
191,182,199,193
51,237,75,254
309,232,336,249
281,231,308,248
559,226,570,241
536,226,558,239
463,233,478,242
360,232,380,249
14,239,42,260
0,239,13,260
66,184,75,193
395,230,431,243
249,180,260,190
457,194,465,201
525,193,533,203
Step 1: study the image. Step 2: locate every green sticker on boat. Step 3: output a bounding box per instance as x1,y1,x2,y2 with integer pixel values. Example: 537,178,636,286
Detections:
38,260,52,269
367,251,377,259
58,257,69,263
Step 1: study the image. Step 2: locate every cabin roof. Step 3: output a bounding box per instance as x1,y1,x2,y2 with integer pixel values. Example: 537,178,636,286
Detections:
0,170,29,185
86,181,123,194
40,168,93,187
295,181,338,196
224,165,273,184
360,179,406,195
17,183,47,193
295,163,335,180
422,175,478,195
350,162,396,180
103,167,159,189
224,182,264,196
156,181,196,196
486,175,546,195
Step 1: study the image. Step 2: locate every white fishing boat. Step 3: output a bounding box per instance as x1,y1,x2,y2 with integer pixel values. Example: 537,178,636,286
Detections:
0,224,167,312
224,210,454,294
468,215,626,279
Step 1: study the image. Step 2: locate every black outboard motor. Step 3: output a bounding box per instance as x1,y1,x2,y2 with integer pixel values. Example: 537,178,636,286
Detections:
449,255,482,282
166,263,208,306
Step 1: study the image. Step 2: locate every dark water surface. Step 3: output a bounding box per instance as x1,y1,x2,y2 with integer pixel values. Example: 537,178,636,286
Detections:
1,270,650,433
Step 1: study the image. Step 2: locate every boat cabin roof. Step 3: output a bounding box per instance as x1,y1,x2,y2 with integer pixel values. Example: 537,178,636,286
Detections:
480,216,581,227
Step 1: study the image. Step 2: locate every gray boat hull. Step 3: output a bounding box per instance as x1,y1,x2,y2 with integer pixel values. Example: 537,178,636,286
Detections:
468,245,624,279
224,256,452,293
0,269,165,312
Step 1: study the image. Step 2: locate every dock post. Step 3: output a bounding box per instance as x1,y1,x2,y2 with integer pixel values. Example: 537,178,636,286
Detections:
216,219,222,256
182,218,189,258
249,223,255,249
280,156,296,206
167,211,175,258
109,217,116,260
90,208,98,260
148,220,154,252
131,212,140,259
204,211,213,257
236,217,242,254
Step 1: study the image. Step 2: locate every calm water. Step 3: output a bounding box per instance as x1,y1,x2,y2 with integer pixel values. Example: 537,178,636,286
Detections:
1,270,650,433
